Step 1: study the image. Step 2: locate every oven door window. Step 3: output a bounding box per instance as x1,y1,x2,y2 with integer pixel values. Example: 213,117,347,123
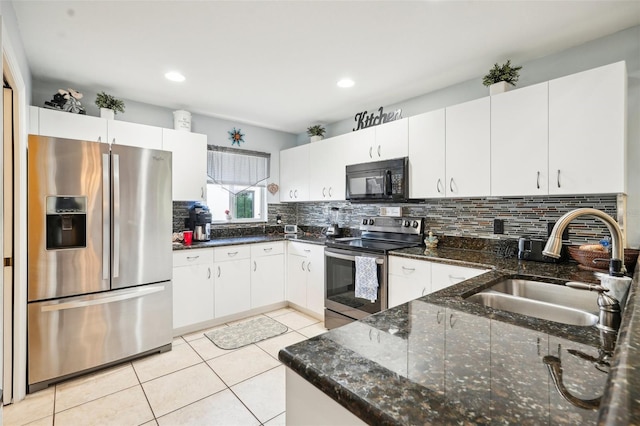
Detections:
326,254,383,315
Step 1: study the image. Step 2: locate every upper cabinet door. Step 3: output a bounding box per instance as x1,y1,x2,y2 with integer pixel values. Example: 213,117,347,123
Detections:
37,107,108,142
491,82,549,196
445,97,491,198
342,127,376,165
408,109,446,198
107,120,163,150
374,118,409,161
309,134,348,201
549,61,627,195
279,144,310,202
162,128,208,201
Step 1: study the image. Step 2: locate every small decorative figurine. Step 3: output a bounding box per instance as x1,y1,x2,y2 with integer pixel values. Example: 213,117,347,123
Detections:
44,88,86,114
425,231,439,249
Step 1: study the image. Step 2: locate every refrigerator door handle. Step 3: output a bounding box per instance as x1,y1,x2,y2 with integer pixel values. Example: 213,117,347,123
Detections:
40,285,166,312
102,154,110,281
112,154,121,278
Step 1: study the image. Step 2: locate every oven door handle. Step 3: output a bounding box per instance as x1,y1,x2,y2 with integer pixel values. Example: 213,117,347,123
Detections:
325,251,385,265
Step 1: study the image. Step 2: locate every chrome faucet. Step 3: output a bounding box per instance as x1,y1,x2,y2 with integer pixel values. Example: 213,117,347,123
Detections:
543,208,625,277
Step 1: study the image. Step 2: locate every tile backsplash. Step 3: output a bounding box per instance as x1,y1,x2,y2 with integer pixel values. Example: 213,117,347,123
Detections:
174,194,624,246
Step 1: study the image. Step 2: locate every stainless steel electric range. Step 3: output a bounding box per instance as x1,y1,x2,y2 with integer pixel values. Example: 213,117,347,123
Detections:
324,216,424,329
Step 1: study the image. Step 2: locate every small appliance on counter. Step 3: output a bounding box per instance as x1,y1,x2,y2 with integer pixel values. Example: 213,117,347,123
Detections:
518,236,561,263
325,207,342,238
186,202,212,241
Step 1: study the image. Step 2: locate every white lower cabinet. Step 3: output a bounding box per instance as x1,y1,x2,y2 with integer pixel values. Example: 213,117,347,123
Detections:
213,245,251,318
172,249,214,329
388,257,431,308
251,242,285,308
430,262,487,293
388,256,488,307
286,242,325,318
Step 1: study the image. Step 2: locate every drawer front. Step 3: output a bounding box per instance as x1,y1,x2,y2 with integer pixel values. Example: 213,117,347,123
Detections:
173,249,214,267
389,256,431,277
288,241,319,257
431,263,488,292
213,245,251,261
251,241,285,257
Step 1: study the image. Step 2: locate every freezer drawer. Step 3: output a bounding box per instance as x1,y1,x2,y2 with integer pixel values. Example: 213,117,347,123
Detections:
28,282,172,391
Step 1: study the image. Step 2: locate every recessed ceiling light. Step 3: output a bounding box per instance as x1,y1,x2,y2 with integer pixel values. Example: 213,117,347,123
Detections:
337,78,354,88
165,71,185,82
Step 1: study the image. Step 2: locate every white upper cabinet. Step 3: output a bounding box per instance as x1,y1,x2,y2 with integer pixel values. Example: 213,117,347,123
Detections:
36,107,108,142
548,61,627,195
373,118,409,161
491,82,549,196
408,109,446,198
107,120,163,150
445,97,491,198
280,144,310,202
309,134,348,201
162,128,208,202
345,119,408,165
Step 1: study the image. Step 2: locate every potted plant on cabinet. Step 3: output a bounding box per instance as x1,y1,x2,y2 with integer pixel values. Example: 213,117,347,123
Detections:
307,124,326,143
95,91,125,119
482,60,522,95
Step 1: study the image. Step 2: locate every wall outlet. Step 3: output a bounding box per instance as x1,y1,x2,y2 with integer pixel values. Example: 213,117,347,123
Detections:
548,222,570,240
493,219,504,234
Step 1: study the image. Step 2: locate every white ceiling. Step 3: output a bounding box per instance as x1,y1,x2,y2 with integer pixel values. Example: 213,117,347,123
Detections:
12,1,640,134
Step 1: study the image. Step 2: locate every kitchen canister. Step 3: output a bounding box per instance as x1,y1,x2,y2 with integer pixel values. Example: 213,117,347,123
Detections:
173,110,191,131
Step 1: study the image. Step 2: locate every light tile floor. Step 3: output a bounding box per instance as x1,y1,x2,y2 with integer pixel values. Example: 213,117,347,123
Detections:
4,308,326,426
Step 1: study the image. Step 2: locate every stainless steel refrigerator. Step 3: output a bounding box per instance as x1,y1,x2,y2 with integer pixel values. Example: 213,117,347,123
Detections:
27,135,173,392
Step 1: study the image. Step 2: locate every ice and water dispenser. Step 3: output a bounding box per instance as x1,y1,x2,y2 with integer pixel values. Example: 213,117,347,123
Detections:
45,196,87,249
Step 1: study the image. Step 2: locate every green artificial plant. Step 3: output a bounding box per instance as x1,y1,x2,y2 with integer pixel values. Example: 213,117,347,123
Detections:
482,60,522,87
306,124,326,137
95,91,126,115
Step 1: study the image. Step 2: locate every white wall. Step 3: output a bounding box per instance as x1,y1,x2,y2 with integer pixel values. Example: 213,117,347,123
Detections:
31,82,298,205
300,25,640,246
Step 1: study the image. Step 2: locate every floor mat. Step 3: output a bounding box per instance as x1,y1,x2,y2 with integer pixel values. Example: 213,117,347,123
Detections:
205,316,289,350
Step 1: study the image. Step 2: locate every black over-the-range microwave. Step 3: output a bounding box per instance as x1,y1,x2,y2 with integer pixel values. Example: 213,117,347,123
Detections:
345,157,410,203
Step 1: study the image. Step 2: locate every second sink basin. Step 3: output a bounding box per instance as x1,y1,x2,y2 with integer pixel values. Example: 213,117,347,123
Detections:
466,278,599,326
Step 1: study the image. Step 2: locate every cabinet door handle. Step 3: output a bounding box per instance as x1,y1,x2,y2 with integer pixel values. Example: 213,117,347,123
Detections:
536,171,540,189
449,275,465,282
402,266,415,272
436,178,443,194
304,249,311,253
449,313,457,328
186,256,200,261
227,251,238,257
253,261,257,272
294,189,298,198
289,190,293,199
217,266,221,277
98,136,102,143
436,310,443,324
377,145,381,157
328,187,332,197
112,138,116,144
201,187,204,199
557,169,561,188
322,187,326,197
263,247,273,252
369,146,373,158
301,261,306,271
207,267,211,279
449,178,454,193
421,287,427,296
307,262,311,272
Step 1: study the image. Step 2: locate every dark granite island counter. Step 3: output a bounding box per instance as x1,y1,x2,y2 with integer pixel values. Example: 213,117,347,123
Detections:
279,248,639,425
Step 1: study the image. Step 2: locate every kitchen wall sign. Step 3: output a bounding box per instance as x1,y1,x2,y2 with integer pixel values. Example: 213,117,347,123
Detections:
228,127,245,145
353,106,402,131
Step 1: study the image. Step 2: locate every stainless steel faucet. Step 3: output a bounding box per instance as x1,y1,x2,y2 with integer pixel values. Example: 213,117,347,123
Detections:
543,208,625,277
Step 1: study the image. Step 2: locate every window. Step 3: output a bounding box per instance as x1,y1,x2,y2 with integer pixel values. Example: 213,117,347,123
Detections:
206,146,270,222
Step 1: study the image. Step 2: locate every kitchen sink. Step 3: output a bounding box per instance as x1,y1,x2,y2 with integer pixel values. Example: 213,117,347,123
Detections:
466,278,599,326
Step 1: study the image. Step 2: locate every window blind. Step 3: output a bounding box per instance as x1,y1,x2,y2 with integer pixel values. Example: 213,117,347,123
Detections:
207,146,271,194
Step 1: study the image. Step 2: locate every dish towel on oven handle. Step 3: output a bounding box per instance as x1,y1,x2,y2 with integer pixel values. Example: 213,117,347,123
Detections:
355,256,379,302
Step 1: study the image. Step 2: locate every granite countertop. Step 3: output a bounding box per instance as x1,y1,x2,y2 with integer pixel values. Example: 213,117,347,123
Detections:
172,234,327,250
279,246,639,425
